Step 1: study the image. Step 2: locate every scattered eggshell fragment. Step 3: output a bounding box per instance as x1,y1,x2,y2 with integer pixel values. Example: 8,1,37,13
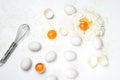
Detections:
46,75,58,80
93,37,103,49
97,54,108,66
70,36,82,46
59,27,68,36
20,58,32,71
64,50,77,61
88,56,98,68
44,8,54,19
64,4,77,15
45,51,57,63
28,41,41,52
65,68,78,79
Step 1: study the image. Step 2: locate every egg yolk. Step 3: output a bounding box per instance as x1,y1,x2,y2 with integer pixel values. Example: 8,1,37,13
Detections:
79,17,92,31
79,21,89,31
47,29,57,39
35,63,45,73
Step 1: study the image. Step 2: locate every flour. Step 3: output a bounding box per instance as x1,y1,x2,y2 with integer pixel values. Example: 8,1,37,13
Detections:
73,9,105,43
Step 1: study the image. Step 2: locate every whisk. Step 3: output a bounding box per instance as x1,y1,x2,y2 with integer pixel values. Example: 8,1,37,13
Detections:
0,24,30,66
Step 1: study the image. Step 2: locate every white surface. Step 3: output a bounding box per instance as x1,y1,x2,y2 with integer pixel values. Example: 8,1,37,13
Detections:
46,75,58,80
0,0,120,80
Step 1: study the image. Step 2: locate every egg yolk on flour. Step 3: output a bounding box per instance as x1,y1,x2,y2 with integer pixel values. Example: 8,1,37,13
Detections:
79,17,92,31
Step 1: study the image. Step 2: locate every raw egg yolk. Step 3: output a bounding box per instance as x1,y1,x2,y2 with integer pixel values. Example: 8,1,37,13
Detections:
47,29,57,39
79,21,89,31
35,63,45,73
79,17,92,31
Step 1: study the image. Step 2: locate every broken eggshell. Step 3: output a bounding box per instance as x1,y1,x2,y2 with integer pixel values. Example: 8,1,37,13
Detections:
97,54,109,66
59,27,68,36
44,8,54,19
88,55,98,68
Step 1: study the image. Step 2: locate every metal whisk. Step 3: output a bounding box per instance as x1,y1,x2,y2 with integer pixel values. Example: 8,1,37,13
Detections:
0,24,30,66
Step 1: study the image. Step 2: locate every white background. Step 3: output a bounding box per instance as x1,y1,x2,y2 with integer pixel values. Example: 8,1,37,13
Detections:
0,0,120,80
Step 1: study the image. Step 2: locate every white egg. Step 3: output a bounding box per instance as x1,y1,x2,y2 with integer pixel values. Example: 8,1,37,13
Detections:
70,36,82,46
97,54,108,66
64,50,77,61
64,4,77,15
45,51,57,63
46,75,58,80
20,58,32,71
88,56,98,68
59,27,68,36
93,37,103,49
44,8,54,19
28,41,41,52
65,68,78,79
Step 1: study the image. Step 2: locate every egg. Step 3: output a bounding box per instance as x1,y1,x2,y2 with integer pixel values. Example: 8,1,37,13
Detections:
44,8,54,19
97,54,108,66
65,68,78,79
64,4,77,15
59,27,68,36
70,36,82,46
93,37,103,49
20,58,32,71
46,75,58,80
64,50,77,61
88,56,98,68
45,51,57,63
28,41,41,52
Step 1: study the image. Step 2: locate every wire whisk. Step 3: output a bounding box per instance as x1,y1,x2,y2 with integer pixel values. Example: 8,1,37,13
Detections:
0,24,30,66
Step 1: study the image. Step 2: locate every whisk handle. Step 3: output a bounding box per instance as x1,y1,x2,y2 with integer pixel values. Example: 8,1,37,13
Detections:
0,42,17,66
